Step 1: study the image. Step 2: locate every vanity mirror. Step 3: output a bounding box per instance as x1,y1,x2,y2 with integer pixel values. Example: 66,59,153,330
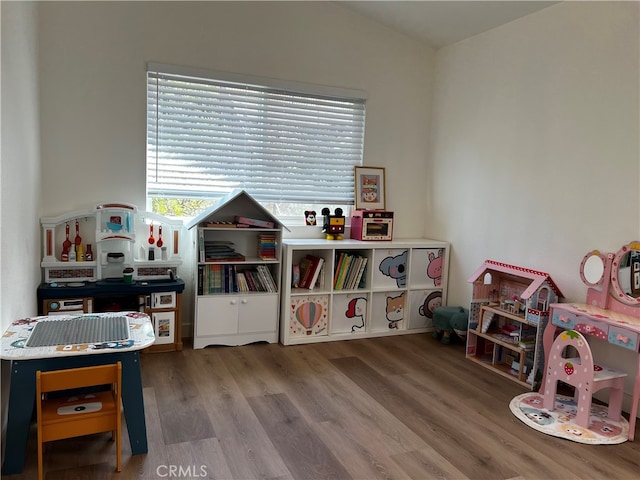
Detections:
612,242,640,303
580,250,608,286
581,241,640,316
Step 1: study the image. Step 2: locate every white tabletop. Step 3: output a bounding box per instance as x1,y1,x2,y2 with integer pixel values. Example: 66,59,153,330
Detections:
1,311,155,360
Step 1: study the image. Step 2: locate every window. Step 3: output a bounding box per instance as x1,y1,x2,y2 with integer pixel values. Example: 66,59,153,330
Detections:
146,63,366,221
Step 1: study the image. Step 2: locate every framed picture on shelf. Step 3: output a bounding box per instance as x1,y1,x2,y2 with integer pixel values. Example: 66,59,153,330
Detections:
354,166,386,210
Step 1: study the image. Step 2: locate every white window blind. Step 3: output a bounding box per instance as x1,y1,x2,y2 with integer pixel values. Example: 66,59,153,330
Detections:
146,65,366,205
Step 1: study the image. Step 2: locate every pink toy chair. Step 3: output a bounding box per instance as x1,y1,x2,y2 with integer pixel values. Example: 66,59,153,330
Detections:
542,330,627,428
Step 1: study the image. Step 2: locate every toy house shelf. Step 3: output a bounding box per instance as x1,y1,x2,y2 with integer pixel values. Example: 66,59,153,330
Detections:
466,260,563,390
280,238,449,345
186,190,284,349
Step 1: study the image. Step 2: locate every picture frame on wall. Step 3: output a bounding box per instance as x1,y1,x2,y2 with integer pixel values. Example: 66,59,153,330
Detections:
354,166,386,210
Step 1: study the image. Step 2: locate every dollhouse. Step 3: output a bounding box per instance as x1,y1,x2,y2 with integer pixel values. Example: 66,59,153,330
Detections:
466,260,563,389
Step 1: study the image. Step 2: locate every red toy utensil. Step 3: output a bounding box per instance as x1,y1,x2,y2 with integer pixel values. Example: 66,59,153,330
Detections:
63,223,72,251
74,220,82,246
156,226,163,248
148,224,155,245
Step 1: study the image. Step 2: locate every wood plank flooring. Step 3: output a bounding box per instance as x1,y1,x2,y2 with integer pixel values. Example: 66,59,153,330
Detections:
5,334,640,479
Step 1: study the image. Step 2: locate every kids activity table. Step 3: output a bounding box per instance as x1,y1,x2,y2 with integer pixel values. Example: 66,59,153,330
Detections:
1,311,155,475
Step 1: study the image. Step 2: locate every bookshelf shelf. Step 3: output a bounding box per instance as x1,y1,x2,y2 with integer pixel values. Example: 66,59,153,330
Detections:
186,191,283,348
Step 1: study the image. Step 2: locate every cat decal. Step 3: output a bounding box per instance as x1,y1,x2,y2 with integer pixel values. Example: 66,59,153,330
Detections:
385,293,405,329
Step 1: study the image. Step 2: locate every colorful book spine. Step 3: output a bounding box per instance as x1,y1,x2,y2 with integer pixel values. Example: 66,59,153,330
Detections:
299,256,314,289
258,234,278,260
333,252,345,288
335,254,352,290
307,257,325,290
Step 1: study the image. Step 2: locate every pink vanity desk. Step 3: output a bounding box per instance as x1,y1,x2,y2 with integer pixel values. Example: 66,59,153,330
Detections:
542,242,640,441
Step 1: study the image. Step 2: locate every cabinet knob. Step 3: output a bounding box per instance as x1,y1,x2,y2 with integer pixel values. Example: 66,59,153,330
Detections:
230,300,237,305
241,299,248,304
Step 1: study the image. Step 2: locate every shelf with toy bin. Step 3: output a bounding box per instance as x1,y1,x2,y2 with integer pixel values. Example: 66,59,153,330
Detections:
280,238,449,345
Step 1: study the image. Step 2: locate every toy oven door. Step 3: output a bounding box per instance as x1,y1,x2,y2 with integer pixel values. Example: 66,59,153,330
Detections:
364,219,392,240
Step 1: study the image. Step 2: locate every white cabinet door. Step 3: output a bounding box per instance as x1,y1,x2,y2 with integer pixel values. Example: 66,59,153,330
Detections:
152,311,175,344
151,291,176,309
238,295,278,333
196,296,238,336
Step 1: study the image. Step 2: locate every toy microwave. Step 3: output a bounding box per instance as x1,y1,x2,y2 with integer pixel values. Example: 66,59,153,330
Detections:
350,210,394,241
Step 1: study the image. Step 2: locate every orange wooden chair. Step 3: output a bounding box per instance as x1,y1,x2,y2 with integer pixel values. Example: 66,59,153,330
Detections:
36,362,122,480
542,330,626,428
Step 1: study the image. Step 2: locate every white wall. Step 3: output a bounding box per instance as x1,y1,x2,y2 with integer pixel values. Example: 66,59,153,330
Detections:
36,1,434,235
428,1,639,411
1,2,41,326
0,0,41,461
33,1,434,335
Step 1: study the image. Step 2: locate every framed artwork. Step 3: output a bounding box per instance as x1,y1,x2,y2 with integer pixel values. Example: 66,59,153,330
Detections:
354,166,386,210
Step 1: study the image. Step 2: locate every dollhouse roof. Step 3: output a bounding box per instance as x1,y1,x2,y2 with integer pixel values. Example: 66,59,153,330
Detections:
468,259,564,299
185,190,288,231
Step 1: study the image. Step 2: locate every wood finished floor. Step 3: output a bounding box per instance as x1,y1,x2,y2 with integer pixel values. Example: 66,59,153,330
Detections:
6,334,640,479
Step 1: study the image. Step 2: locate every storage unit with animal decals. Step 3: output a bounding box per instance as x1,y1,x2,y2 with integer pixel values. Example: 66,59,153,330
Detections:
280,238,449,345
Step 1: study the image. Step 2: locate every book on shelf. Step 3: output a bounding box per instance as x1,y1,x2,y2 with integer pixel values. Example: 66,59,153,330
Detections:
197,266,204,295
203,240,245,261
236,272,249,292
198,230,205,262
518,338,536,350
347,256,367,290
333,252,367,290
251,270,269,292
345,256,362,290
299,256,314,289
334,254,352,290
355,257,368,289
306,257,325,290
234,216,275,229
198,264,285,294
292,264,301,288
205,221,241,228
244,270,258,291
257,265,278,292
333,252,345,287
258,233,278,260
300,255,324,289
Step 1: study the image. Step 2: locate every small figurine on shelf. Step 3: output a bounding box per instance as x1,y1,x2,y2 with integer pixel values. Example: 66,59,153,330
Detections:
304,210,317,225
322,208,345,240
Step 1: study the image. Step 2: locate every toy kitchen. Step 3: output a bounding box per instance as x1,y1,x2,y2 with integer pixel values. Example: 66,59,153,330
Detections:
37,202,186,352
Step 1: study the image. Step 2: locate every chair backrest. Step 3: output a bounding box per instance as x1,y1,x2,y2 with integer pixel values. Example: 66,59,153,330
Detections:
36,362,123,479
549,330,594,384
37,363,121,396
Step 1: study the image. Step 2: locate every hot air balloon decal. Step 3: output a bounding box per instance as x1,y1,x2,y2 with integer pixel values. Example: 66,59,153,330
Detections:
290,296,329,337
295,301,323,335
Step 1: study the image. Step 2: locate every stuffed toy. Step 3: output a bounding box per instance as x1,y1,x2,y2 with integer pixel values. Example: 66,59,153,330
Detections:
432,306,469,344
304,210,317,225
321,208,345,240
